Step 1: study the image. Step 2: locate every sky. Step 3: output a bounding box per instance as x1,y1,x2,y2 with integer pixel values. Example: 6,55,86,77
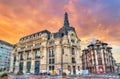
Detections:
0,0,120,62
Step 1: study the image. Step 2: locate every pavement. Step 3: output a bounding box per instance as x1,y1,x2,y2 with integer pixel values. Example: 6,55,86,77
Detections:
8,74,120,79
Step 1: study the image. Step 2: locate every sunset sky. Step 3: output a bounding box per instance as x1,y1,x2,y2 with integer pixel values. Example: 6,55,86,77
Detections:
0,0,120,62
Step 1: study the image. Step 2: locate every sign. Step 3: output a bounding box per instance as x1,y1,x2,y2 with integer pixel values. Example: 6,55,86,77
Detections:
82,70,89,75
98,66,104,73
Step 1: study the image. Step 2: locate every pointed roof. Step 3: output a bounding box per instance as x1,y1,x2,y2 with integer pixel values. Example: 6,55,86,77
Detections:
64,12,69,27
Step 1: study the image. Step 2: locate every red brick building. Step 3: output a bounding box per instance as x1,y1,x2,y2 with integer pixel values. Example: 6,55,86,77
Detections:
82,40,115,74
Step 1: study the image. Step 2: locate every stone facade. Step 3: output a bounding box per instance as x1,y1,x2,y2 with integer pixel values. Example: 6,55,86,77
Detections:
10,12,81,75
82,40,115,74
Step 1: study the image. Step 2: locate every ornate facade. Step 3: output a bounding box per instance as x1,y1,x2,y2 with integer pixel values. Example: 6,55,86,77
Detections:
10,12,81,75
82,40,115,74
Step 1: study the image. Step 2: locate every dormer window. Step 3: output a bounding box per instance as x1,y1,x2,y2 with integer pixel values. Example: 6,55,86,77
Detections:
108,49,111,53
71,33,74,36
71,40,75,43
49,41,54,45
50,34,54,39
97,49,101,54
28,36,30,39
35,34,38,37
39,33,41,36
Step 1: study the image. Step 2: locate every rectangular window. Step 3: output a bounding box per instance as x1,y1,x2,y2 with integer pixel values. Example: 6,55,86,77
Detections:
49,59,51,64
35,50,40,58
27,52,32,60
49,59,54,64
49,49,54,57
14,56,16,62
20,54,23,60
72,58,76,63
49,66,54,70
72,48,75,55
98,60,102,65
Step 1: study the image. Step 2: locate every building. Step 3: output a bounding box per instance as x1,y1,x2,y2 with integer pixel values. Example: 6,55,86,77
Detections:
116,63,120,72
10,12,81,75
0,40,13,72
82,40,115,74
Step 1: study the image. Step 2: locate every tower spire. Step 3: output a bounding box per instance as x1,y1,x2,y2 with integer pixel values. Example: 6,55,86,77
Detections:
64,12,69,27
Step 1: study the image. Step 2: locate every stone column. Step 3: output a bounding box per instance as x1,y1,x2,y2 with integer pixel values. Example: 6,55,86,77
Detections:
55,45,62,74
95,50,98,73
40,47,47,72
23,51,27,73
101,49,105,73
31,50,35,73
10,54,14,72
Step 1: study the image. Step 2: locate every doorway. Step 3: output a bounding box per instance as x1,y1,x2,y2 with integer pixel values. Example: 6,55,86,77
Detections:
34,61,40,74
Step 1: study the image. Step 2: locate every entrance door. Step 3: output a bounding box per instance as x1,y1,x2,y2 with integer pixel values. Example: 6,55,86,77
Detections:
73,66,76,74
27,62,31,73
34,61,40,74
19,62,23,72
